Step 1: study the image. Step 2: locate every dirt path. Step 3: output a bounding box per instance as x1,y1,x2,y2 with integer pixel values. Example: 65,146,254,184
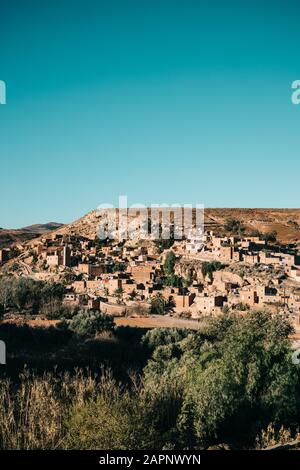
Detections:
115,315,202,330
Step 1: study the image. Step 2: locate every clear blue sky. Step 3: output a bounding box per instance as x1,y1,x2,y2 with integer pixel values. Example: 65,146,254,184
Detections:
0,0,299,228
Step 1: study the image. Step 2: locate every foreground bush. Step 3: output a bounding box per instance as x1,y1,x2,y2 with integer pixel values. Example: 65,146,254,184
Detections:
141,312,300,448
0,312,300,450
0,369,152,450
66,310,115,337
0,276,64,314
65,375,147,450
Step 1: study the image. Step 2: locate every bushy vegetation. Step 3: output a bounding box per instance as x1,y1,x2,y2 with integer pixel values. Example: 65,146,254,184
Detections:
163,273,183,288
138,312,300,449
163,251,177,276
112,262,126,273
162,251,187,288
234,302,250,311
155,238,174,253
224,218,245,235
0,276,84,320
141,327,189,350
262,231,277,243
0,276,64,315
249,230,277,243
201,261,223,281
0,312,299,450
150,293,166,315
62,268,77,285
65,310,115,337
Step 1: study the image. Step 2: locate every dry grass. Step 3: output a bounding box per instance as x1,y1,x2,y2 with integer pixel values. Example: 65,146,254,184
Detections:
0,369,102,449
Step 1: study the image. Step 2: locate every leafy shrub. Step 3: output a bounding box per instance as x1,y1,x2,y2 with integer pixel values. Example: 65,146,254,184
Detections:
234,302,250,311
141,312,298,448
150,293,166,315
163,274,183,288
62,268,77,285
0,277,64,314
249,229,262,237
155,238,174,253
8,246,20,259
163,251,176,276
112,262,126,273
262,231,277,243
67,310,115,337
65,375,146,449
42,303,80,320
0,311,299,450
224,218,245,235
142,328,189,350
201,261,223,281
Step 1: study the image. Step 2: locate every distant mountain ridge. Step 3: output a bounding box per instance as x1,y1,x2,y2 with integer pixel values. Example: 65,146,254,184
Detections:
20,222,63,234
0,222,64,248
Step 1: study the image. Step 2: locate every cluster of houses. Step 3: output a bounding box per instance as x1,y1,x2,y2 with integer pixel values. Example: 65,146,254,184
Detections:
1,228,300,327
184,231,300,266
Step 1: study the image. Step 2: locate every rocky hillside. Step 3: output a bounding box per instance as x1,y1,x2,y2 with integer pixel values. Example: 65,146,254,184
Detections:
205,208,300,243
49,208,300,244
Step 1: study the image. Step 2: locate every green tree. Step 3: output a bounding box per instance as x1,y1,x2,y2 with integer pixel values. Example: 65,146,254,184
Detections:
262,231,277,243
128,289,137,300
222,305,230,314
201,261,223,281
150,293,166,315
141,312,299,449
65,377,151,450
142,328,189,350
182,273,193,288
113,287,124,304
163,251,176,277
155,238,174,253
164,274,183,288
249,229,262,238
186,313,296,447
0,277,65,314
67,310,115,337
112,262,126,273
224,218,245,235
103,287,109,297
62,268,76,285
0,277,14,309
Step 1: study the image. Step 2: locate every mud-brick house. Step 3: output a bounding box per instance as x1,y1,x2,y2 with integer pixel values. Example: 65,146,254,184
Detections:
130,264,156,284
195,293,226,315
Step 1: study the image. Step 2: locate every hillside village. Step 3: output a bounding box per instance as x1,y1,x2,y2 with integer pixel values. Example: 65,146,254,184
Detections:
1,209,300,331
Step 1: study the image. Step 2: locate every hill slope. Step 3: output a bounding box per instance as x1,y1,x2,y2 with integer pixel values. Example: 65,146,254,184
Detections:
47,208,300,244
